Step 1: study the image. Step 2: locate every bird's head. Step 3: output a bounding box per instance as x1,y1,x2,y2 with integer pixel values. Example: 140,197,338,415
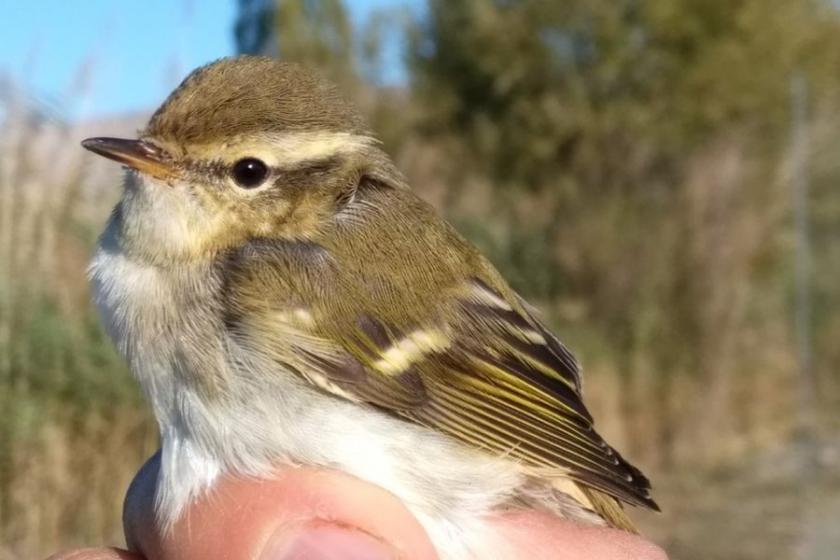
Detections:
83,56,397,265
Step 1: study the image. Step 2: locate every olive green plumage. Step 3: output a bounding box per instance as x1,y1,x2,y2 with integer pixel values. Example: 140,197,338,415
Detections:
147,56,370,143
83,56,657,536
225,183,656,517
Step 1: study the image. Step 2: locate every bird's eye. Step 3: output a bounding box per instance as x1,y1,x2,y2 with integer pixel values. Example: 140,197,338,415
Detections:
231,158,269,188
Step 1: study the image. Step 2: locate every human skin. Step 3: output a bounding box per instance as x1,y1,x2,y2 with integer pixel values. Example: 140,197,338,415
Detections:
47,451,667,560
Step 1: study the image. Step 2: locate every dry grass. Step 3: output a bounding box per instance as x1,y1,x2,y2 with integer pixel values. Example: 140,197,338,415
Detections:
0,98,156,558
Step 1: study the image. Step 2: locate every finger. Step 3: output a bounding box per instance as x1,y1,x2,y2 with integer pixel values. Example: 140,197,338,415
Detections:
485,511,668,560
124,452,437,560
45,547,144,560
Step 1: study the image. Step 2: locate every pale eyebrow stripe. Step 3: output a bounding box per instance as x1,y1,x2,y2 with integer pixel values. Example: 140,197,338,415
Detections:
262,131,378,165
186,131,378,168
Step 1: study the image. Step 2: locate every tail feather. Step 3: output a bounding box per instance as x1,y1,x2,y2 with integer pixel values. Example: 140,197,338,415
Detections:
580,486,639,533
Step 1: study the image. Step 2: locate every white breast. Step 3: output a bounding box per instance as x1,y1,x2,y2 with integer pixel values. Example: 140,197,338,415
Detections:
89,238,230,517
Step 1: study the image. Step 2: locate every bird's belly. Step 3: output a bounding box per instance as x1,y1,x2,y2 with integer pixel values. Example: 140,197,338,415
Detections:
150,378,604,558
151,372,533,559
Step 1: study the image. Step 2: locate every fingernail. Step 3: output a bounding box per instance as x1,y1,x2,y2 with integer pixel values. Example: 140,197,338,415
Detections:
264,523,396,560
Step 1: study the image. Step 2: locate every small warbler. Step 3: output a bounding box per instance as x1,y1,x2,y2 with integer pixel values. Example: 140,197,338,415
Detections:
83,56,656,558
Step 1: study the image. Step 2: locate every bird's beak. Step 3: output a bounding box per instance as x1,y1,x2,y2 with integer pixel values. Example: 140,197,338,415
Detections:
81,137,176,180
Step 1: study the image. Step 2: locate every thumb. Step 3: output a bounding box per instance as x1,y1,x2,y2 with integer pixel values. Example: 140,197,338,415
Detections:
260,521,398,560
124,452,437,560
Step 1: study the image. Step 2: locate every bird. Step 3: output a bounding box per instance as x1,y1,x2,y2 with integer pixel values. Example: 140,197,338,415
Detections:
82,55,657,559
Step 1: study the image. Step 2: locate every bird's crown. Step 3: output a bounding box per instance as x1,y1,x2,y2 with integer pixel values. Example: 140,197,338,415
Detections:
145,56,370,146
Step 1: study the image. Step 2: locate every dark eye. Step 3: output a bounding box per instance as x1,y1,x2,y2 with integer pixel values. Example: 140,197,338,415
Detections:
231,158,269,188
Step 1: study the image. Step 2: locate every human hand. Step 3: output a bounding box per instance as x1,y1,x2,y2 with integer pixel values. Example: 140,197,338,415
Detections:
48,451,667,559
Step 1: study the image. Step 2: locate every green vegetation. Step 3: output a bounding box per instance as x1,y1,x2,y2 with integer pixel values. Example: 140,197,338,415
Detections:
2,1,839,558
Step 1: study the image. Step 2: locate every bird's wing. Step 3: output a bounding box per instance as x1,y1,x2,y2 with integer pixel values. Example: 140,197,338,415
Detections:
224,239,657,513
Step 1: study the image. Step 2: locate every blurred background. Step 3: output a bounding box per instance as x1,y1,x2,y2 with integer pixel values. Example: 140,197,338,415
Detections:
1,1,839,558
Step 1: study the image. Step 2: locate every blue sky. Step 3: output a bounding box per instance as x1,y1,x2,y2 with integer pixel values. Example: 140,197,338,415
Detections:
2,0,415,120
